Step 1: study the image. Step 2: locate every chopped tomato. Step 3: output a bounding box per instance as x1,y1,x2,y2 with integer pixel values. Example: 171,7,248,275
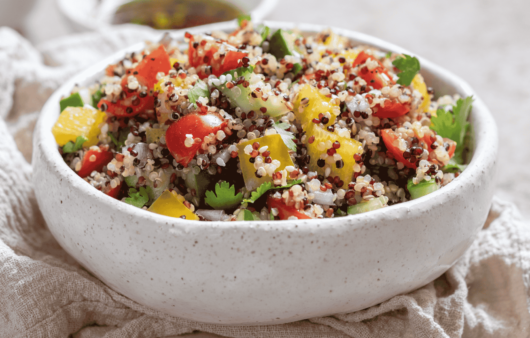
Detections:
166,112,228,167
373,100,410,118
267,196,312,220
352,51,394,90
77,148,114,178
380,129,416,169
188,36,247,79
98,45,171,118
104,181,123,199
419,130,456,159
130,45,171,89
444,138,456,158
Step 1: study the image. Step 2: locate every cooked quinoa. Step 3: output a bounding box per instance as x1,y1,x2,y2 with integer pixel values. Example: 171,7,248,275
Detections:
52,20,472,221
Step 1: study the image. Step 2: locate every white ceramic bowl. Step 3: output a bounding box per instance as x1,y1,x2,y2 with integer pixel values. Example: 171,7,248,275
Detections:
33,21,498,325
57,0,278,32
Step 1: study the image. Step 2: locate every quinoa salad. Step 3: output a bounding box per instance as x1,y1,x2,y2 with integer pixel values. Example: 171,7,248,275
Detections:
52,19,473,221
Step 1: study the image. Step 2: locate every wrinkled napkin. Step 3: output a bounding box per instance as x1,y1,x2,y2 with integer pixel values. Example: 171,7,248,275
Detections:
1,25,530,338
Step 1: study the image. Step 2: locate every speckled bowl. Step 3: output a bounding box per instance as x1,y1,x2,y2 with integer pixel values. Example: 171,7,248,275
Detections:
33,21,498,325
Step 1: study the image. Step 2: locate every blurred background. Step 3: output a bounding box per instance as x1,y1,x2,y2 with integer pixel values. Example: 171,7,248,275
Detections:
2,0,529,217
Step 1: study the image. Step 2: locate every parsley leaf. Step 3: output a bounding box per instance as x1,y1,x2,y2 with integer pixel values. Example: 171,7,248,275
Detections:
188,79,210,105
243,179,302,204
62,135,87,153
392,54,420,86
385,51,392,59
237,14,251,27
124,187,150,208
431,96,473,164
274,121,297,151
205,181,243,210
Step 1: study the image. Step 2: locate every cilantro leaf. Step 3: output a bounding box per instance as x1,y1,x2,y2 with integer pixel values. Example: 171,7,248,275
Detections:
392,54,420,86
274,121,297,151
431,96,473,164
62,135,87,153
188,79,210,105
243,179,302,204
124,187,150,208
385,51,392,59
237,14,251,27
205,181,243,210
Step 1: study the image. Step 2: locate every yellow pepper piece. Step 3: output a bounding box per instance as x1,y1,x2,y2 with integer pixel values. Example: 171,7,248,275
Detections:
321,31,347,49
412,74,431,113
293,84,338,131
52,107,106,147
148,190,199,220
306,124,363,185
237,134,295,191
341,49,360,63
170,57,186,67
153,76,184,93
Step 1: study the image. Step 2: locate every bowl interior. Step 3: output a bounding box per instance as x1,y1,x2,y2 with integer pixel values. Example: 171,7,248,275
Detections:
34,20,497,230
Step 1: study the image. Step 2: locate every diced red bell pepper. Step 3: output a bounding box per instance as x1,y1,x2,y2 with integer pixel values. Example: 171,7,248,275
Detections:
98,45,171,118
77,148,114,178
380,129,416,169
373,100,410,118
267,196,312,220
188,36,247,79
353,51,394,90
165,111,227,167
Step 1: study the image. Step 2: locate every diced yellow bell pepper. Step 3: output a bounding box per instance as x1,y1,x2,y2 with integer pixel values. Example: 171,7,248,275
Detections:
237,134,295,191
306,124,363,185
148,190,199,220
153,76,184,93
52,107,106,147
293,84,338,130
412,74,431,113
321,30,347,49
170,58,186,67
341,49,360,63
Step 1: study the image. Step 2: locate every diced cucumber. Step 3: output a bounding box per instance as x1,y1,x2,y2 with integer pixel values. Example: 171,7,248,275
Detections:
59,92,84,112
184,165,212,201
124,175,138,188
215,66,289,118
407,178,439,200
236,209,260,221
347,196,387,215
269,29,303,75
92,89,104,106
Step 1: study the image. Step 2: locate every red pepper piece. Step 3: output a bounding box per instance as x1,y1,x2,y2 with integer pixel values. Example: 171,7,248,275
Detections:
373,100,410,118
188,36,247,79
165,112,227,167
267,196,312,220
77,148,114,178
380,129,416,169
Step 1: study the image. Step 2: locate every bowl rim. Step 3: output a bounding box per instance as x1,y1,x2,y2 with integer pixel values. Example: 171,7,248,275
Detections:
56,0,279,32
34,20,498,232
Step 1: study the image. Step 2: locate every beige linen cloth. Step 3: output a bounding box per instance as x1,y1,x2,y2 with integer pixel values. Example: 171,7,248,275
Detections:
1,25,530,338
